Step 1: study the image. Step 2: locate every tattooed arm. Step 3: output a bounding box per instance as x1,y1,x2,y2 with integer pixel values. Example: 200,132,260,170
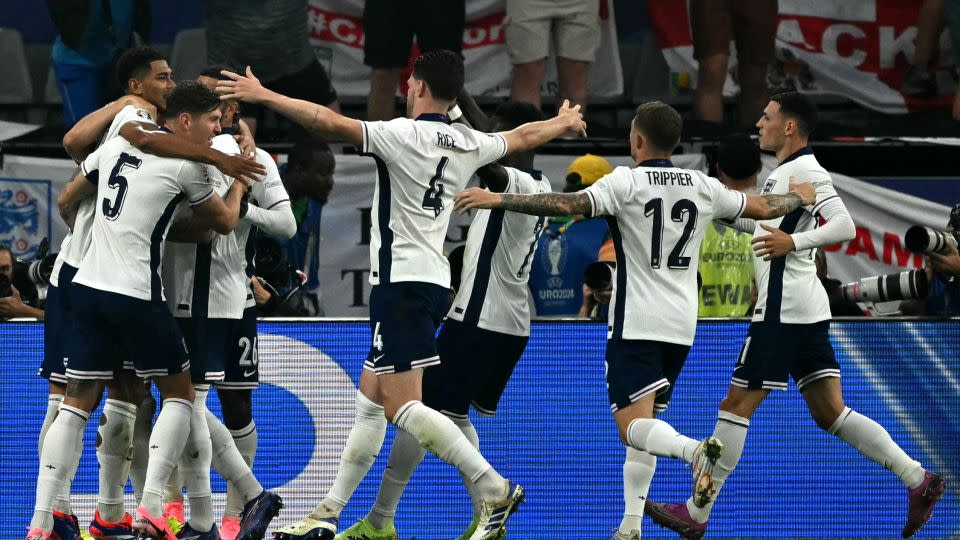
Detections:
741,177,817,220
454,188,592,216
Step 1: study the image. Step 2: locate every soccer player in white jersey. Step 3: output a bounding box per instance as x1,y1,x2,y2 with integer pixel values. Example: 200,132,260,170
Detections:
645,93,946,540
38,47,265,540
218,50,585,540
332,100,550,540
154,70,295,540
455,101,817,540
27,82,251,540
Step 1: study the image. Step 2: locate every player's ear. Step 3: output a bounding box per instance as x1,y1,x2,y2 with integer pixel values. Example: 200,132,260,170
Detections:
179,111,192,130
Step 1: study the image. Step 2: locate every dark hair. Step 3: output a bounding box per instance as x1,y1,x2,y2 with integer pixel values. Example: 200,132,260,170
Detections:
287,138,334,175
411,50,464,102
115,47,165,91
770,91,818,138
717,133,761,180
0,244,11,258
492,101,544,131
198,64,235,82
632,101,682,154
164,81,221,117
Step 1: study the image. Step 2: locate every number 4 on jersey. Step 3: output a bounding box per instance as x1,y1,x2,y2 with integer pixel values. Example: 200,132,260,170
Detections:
422,157,449,218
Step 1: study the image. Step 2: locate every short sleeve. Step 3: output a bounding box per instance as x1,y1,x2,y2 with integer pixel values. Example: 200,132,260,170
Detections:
177,162,215,206
252,149,290,209
475,132,508,167
583,167,634,217
361,118,414,163
205,135,242,195
80,144,104,185
702,173,747,220
104,105,156,140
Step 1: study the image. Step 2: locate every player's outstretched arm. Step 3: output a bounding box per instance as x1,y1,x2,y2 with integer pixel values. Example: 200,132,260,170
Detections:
741,177,817,220
499,99,587,155
455,187,591,216
57,168,97,229
243,203,297,239
216,67,363,147
118,123,265,184
62,96,156,162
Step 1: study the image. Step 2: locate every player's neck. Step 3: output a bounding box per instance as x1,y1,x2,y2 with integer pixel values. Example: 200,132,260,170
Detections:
633,151,673,165
775,138,808,164
410,99,450,119
722,176,756,192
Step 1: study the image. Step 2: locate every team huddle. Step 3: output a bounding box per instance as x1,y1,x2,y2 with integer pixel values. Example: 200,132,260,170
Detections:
27,47,945,540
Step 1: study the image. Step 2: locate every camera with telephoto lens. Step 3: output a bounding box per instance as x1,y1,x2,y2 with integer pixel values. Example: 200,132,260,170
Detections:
583,260,615,292
0,238,57,301
904,204,960,254
839,269,929,303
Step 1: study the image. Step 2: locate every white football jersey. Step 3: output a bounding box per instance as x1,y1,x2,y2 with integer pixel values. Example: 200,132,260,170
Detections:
448,167,551,336
51,105,155,286
240,147,291,308
585,160,747,345
73,136,216,301
361,115,507,288
752,148,839,324
163,137,291,316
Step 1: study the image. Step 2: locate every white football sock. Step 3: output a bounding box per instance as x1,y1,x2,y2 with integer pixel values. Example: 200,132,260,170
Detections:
686,410,750,523
38,394,62,456
140,398,193,517
829,407,925,489
31,405,88,531
51,422,83,516
97,399,138,522
225,421,258,518
130,393,155,503
180,388,214,532
452,416,483,518
367,430,425,530
626,418,698,463
619,447,656,536
393,401,505,501
309,391,386,519
163,467,183,504
206,410,263,505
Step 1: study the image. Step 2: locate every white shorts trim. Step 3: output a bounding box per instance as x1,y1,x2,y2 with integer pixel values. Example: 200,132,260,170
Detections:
796,368,841,390
65,368,113,381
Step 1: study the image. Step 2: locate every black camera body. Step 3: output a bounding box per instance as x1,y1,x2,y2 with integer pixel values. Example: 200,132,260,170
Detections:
1,237,57,301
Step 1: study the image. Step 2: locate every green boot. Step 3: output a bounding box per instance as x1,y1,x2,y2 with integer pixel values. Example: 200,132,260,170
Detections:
334,518,398,540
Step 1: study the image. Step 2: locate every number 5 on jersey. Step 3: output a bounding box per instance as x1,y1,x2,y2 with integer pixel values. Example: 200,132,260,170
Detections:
102,152,141,220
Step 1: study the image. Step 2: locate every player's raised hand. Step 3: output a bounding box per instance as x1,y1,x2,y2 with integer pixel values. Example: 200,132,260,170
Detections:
211,151,265,184
788,176,817,206
454,188,501,213
558,99,587,138
217,66,270,104
120,94,158,119
752,223,796,261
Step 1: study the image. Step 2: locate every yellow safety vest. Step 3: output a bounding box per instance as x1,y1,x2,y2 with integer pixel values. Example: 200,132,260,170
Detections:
698,223,755,317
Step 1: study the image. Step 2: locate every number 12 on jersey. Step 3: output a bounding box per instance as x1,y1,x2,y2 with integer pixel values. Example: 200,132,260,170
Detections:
644,198,698,269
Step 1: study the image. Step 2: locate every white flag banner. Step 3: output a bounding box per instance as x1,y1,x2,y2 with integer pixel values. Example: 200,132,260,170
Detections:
647,0,954,114
307,0,623,98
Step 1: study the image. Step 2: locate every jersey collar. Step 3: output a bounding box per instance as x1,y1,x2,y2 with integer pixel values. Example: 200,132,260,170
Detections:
639,159,674,168
415,113,452,124
221,126,237,136
779,146,814,165
518,167,543,180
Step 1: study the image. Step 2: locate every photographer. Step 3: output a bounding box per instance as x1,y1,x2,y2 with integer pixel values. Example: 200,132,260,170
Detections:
579,260,614,319
900,205,960,316
0,245,45,320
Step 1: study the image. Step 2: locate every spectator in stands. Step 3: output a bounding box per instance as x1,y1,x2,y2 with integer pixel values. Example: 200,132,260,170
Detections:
0,245,44,320
529,154,611,316
204,0,340,136
506,0,600,113
276,138,336,315
901,0,944,98
47,0,151,127
902,204,960,316
943,2,960,119
362,0,465,121
690,0,777,129
698,133,758,317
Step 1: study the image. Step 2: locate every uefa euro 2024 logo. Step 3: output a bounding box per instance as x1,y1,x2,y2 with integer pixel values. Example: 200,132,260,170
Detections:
0,188,40,258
